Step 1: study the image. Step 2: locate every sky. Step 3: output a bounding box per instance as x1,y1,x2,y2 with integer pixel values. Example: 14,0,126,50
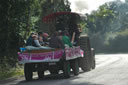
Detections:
68,0,125,14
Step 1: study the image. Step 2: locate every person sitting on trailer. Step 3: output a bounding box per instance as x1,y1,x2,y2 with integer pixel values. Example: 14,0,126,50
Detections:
38,32,44,46
62,30,72,48
26,33,42,47
49,31,64,49
43,32,49,46
26,32,35,46
32,33,42,47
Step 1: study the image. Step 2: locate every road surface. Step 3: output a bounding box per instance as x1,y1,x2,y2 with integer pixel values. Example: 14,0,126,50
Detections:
1,54,128,85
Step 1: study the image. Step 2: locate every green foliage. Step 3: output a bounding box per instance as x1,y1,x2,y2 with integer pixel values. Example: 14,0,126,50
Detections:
0,66,24,80
85,0,128,53
108,29,128,50
90,33,106,53
107,34,128,52
117,29,128,36
86,3,116,35
41,0,71,17
39,0,71,33
0,0,43,69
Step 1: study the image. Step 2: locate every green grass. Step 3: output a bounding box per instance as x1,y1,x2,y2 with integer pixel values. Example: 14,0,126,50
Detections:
0,68,24,80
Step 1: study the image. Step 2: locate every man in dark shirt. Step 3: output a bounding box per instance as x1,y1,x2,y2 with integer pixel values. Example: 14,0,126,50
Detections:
26,33,34,46
49,32,64,49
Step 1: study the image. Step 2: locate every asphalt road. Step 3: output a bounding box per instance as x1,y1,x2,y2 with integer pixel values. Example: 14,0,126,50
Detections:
1,54,128,85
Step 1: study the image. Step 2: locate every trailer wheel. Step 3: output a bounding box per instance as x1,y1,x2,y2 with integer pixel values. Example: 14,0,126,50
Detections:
24,63,33,81
71,59,79,75
38,71,44,79
63,61,70,78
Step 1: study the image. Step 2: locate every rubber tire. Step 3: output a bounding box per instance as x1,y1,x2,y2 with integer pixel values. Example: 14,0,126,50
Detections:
80,57,91,72
71,59,79,75
38,71,44,79
24,63,33,81
92,60,96,69
63,61,70,78
78,36,91,72
37,64,44,79
91,48,96,69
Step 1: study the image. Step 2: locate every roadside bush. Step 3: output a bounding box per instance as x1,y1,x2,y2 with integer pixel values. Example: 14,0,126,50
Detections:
107,35,128,52
90,33,106,53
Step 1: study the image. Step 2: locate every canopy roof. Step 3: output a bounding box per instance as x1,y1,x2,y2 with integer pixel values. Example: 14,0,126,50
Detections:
42,12,80,23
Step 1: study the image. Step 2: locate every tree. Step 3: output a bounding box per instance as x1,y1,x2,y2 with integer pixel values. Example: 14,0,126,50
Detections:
84,0,128,53
0,0,43,69
39,0,71,33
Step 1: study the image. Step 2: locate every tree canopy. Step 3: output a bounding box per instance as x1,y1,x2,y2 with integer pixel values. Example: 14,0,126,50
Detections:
85,0,128,53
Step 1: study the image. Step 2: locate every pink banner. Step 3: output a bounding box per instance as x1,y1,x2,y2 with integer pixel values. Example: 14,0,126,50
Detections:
18,50,64,62
18,53,30,61
18,46,83,63
65,47,81,57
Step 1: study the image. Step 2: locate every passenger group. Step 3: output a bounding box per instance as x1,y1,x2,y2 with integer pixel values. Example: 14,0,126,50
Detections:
26,31,73,49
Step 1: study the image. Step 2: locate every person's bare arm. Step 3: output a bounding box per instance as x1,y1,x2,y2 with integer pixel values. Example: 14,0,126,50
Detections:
71,32,75,43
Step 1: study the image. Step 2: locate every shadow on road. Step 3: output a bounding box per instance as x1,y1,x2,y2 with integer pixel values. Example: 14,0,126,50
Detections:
68,82,103,85
12,81,103,85
9,73,103,85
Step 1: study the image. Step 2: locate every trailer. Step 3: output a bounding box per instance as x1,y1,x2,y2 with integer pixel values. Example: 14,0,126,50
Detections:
18,12,96,81
18,46,84,81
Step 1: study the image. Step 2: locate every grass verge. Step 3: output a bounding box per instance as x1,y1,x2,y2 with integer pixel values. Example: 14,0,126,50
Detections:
0,67,24,80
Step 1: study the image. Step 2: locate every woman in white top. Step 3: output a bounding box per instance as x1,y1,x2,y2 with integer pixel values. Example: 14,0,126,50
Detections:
32,34,42,47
